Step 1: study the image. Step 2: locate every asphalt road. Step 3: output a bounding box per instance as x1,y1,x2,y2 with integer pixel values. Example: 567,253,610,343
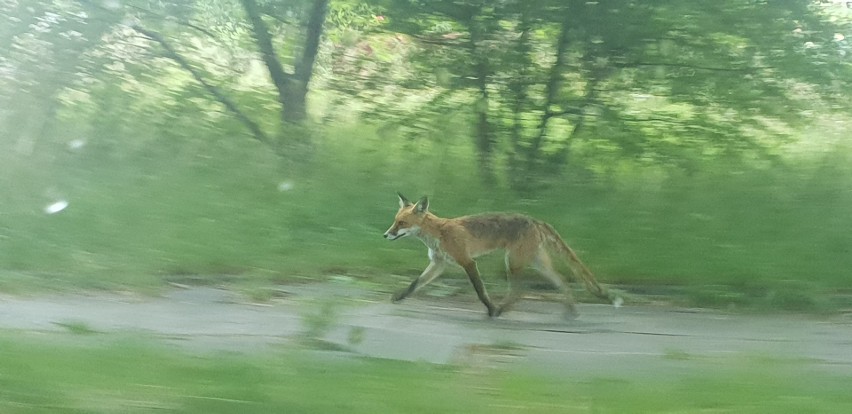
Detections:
1,285,850,377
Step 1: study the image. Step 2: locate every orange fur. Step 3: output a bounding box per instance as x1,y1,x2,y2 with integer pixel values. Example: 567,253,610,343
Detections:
384,193,612,318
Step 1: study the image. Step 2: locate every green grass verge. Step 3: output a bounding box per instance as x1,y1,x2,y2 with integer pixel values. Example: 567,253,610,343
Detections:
0,334,850,413
2,124,851,308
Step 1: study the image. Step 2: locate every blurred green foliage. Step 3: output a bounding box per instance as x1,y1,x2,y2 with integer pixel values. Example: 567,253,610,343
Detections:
2,121,851,301
1,0,851,305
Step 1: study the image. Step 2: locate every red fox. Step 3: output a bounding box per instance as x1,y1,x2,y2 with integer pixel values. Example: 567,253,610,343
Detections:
384,193,618,318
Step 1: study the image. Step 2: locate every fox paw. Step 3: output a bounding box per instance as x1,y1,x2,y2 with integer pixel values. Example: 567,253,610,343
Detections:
391,290,407,303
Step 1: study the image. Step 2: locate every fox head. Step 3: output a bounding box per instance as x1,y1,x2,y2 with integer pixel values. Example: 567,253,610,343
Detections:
383,192,429,240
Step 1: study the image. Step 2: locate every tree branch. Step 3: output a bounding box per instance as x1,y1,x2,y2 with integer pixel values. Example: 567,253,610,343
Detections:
240,0,292,122
124,4,219,39
295,0,328,83
132,25,270,145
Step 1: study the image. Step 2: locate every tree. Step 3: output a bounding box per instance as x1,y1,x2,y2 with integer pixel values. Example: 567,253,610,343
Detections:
240,0,328,125
326,0,851,188
0,0,119,156
66,0,331,151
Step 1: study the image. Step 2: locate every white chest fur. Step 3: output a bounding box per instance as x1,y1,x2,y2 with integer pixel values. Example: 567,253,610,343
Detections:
417,233,455,264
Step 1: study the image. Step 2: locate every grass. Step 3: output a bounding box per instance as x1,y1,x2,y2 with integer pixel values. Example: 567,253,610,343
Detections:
0,333,850,413
2,123,851,311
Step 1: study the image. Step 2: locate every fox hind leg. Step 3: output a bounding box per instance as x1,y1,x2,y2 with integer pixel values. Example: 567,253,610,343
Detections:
495,249,534,317
532,248,578,319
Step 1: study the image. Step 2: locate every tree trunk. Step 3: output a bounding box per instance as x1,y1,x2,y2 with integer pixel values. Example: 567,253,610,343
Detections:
525,11,572,174
240,0,292,125
507,12,533,192
285,0,329,123
241,0,327,125
468,15,496,185
552,69,602,167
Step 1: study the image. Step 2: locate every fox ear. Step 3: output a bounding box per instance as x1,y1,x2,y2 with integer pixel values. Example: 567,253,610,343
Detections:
397,192,412,208
414,196,429,213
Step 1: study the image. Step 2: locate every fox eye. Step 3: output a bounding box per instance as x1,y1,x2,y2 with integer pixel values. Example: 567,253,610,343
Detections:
397,221,406,226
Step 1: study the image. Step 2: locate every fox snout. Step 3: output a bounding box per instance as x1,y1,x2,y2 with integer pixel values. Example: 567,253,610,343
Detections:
384,225,410,240
383,229,400,240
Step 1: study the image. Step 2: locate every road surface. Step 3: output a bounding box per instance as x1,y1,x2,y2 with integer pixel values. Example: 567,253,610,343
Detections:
1,284,850,377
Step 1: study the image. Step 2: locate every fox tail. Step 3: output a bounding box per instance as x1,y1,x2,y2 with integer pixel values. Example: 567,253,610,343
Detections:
538,222,621,306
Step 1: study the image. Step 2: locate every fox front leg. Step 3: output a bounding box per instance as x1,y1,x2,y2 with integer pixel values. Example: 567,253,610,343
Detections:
392,260,446,302
459,260,498,317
